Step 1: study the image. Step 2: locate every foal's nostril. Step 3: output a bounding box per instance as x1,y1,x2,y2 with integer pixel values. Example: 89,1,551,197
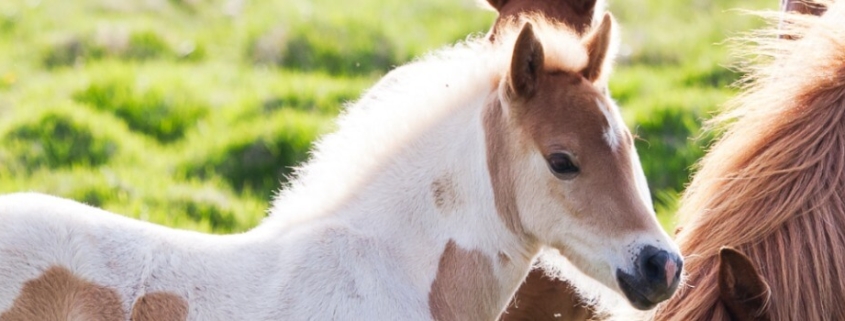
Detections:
644,250,669,283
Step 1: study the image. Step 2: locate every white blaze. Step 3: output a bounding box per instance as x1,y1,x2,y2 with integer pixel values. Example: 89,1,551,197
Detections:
596,98,621,151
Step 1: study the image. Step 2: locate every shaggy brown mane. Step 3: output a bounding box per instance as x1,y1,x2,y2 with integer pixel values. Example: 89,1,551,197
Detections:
656,1,845,320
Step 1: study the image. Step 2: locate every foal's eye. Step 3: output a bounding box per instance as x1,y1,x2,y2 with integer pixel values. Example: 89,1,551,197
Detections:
547,153,579,179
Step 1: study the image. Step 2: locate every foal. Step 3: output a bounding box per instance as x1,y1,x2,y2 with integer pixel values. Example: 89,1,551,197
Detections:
0,16,680,321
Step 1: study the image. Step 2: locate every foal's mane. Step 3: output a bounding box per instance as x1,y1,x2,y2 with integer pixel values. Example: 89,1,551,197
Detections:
265,17,588,227
657,2,845,320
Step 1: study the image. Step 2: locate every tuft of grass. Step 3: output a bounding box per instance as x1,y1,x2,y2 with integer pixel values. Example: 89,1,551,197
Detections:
40,29,200,69
259,74,367,115
0,10,17,33
124,30,173,60
73,76,209,143
178,109,330,200
0,105,121,171
274,21,399,76
41,36,104,68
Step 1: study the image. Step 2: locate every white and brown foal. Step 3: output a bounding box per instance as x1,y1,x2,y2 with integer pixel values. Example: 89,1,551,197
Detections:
0,16,680,321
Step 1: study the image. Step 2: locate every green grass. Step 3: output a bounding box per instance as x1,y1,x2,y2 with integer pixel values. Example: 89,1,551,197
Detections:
0,0,777,234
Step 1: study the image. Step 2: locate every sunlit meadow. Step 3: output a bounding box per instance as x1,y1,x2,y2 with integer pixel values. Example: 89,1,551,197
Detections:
0,0,776,233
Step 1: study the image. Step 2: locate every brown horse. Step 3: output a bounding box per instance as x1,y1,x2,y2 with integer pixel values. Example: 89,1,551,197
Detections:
655,0,845,320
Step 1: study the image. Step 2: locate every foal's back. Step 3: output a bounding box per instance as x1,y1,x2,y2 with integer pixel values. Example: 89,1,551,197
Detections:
0,193,269,320
0,193,170,319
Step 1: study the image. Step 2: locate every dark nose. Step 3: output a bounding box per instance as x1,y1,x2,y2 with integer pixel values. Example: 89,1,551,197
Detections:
641,247,679,288
616,245,683,310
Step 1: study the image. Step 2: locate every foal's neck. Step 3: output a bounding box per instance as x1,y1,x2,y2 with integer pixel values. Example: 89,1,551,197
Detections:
336,94,540,318
257,87,540,318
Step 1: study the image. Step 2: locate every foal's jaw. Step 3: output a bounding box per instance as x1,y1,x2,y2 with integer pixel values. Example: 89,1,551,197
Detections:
500,17,683,310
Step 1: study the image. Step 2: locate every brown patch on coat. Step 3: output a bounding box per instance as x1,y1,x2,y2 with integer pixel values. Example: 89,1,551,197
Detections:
429,240,500,321
501,268,596,321
431,175,461,213
498,252,512,266
483,100,527,236
131,292,189,321
0,266,124,321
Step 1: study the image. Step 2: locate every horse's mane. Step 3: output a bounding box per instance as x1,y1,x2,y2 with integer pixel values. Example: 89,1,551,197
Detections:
656,2,845,320
263,16,589,228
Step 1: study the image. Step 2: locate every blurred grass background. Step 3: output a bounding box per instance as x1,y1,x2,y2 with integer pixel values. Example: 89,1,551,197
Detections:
0,0,776,233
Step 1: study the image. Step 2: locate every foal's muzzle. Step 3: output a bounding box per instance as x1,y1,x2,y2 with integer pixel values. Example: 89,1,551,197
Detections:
616,245,683,310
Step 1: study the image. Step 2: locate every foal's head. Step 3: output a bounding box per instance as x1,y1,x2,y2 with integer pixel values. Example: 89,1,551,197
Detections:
487,16,682,310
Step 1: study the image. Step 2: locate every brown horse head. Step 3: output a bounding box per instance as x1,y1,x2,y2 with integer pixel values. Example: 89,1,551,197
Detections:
487,0,604,39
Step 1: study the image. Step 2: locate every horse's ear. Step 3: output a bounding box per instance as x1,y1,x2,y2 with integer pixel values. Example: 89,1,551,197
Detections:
571,0,599,14
580,12,614,84
509,23,544,100
486,0,508,11
718,247,771,321
778,0,826,39
488,0,598,14
781,0,826,16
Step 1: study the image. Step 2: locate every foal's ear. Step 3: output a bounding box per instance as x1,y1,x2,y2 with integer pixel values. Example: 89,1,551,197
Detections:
509,23,544,100
580,12,614,83
718,247,771,321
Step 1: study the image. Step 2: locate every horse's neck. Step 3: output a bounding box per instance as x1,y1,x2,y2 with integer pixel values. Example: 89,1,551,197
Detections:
342,98,509,242
341,95,539,317
260,92,540,318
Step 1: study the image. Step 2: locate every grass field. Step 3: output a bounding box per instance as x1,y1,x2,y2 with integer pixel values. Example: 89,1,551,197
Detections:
0,0,777,233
